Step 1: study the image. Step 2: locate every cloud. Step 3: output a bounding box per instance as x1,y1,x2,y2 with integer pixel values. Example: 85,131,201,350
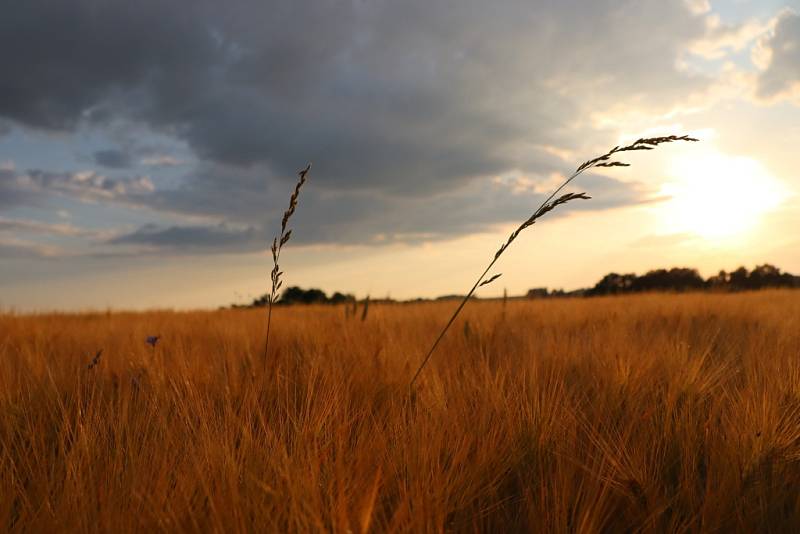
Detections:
268,172,641,247
688,14,774,60
0,1,216,130
1,146,664,254
756,10,800,102
0,167,155,209
0,0,714,252
103,171,651,253
0,237,63,259
0,216,109,239
93,148,133,169
0,168,39,209
683,0,711,16
0,1,708,169
140,155,184,167
108,222,260,252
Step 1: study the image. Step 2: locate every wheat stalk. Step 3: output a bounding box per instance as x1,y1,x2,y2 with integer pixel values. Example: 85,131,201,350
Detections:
409,135,699,387
264,163,311,362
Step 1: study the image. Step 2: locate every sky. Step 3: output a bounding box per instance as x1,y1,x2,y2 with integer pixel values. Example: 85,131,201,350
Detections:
1,0,799,311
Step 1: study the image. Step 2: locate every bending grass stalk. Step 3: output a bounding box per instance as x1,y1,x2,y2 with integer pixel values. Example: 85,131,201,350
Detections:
409,135,699,388
264,163,312,363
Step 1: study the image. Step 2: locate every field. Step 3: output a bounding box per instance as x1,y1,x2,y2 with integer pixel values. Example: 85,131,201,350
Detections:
2,290,800,532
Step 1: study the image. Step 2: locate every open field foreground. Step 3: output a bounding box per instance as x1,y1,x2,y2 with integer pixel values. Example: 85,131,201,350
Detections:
2,291,800,532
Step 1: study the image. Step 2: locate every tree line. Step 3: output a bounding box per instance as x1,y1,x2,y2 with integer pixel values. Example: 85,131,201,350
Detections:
237,286,356,308
585,264,799,296
233,264,799,308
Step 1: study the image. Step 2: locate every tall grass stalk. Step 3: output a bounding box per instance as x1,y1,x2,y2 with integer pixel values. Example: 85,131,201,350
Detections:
409,135,699,387
264,163,311,363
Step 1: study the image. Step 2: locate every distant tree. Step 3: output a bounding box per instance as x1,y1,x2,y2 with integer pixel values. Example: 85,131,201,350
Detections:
707,270,729,289
329,291,356,304
249,294,270,307
587,273,637,295
279,286,328,305
589,267,715,295
748,264,796,289
729,267,749,290
238,263,798,309
242,287,357,307
634,268,704,292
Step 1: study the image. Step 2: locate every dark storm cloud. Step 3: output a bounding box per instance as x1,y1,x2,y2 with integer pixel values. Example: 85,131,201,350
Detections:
0,0,711,251
757,10,800,100
109,222,260,251
0,0,217,130
93,149,133,169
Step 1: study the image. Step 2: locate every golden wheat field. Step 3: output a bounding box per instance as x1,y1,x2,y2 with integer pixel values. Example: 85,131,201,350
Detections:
2,290,800,532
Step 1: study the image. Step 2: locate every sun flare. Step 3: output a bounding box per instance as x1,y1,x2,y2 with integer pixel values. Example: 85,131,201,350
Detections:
658,151,785,240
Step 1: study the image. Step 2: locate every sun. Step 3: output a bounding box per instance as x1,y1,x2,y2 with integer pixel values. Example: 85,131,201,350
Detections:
657,151,785,240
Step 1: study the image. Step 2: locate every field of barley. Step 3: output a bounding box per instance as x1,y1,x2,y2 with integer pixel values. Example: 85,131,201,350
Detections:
2,290,800,532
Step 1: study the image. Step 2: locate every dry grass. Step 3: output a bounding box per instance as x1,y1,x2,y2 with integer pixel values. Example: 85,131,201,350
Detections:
2,290,800,532
410,135,698,386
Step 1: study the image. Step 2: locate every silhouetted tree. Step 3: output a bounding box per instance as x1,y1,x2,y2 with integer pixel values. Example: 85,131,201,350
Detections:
329,291,356,305
243,287,356,307
634,268,704,292
586,264,796,296
707,270,729,289
279,286,328,304
729,267,749,290
587,273,637,295
747,264,796,289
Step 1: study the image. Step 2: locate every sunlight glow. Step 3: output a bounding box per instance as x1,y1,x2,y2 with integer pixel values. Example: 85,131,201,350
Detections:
658,151,785,240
